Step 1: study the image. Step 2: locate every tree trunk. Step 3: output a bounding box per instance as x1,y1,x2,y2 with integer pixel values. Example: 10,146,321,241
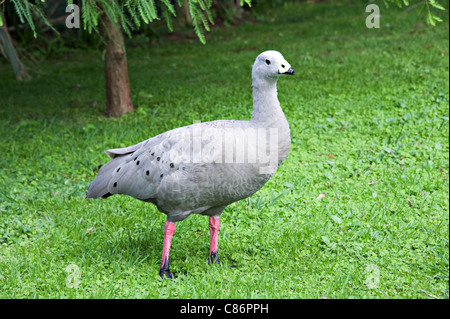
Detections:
182,0,193,26
232,0,244,20
0,11,30,81
100,11,133,118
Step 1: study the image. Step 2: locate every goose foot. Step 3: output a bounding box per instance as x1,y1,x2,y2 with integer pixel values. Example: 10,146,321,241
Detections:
208,251,237,269
208,251,220,265
159,268,173,279
159,258,173,279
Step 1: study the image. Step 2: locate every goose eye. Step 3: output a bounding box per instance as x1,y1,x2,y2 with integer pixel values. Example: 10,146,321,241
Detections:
265,59,271,65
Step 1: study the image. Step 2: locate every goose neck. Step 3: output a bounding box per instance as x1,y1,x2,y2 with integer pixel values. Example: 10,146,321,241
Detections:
251,78,285,125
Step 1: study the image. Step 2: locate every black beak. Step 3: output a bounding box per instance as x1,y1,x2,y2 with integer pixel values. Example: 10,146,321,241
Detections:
283,67,295,75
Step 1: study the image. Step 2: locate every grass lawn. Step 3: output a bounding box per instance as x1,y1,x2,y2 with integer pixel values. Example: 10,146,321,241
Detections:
0,1,448,299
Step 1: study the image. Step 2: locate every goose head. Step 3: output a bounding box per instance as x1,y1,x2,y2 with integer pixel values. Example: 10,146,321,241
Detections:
252,50,294,81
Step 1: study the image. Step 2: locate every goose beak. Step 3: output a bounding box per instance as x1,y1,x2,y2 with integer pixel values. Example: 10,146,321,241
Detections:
283,67,295,75
276,59,293,75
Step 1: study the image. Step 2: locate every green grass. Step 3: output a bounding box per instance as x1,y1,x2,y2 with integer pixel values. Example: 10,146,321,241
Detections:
0,1,448,299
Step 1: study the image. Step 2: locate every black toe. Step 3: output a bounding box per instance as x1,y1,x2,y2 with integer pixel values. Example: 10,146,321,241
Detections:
208,251,220,265
159,257,173,279
159,268,173,279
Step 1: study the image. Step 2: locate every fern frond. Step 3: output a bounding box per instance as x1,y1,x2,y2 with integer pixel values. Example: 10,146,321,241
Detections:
188,0,214,43
13,0,36,35
188,2,205,44
160,0,176,16
137,1,148,24
115,1,133,37
29,2,58,37
126,1,141,28
160,0,177,32
82,0,101,33
9,0,59,38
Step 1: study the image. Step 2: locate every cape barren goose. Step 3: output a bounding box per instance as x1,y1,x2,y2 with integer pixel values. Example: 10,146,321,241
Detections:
87,50,294,279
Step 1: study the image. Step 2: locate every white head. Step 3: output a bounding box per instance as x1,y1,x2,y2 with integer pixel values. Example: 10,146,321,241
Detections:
252,50,294,83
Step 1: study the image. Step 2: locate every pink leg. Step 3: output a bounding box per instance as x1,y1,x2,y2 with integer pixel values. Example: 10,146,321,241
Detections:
209,216,220,264
159,220,176,279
